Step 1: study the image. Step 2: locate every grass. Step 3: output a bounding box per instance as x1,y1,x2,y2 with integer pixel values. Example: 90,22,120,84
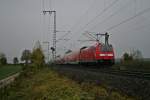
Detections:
0,67,135,100
0,65,22,80
113,60,150,72
1,67,93,100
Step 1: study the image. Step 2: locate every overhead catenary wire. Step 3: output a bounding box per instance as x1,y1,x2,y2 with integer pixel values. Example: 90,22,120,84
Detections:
89,0,133,31
69,0,97,31
106,7,150,32
117,19,150,36
43,0,148,54
56,0,99,51
74,0,120,35
57,0,120,47
57,0,97,42
82,32,97,40
73,0,120,43
79,0,150,42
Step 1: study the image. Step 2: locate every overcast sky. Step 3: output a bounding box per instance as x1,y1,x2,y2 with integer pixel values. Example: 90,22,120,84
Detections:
0,0,150,62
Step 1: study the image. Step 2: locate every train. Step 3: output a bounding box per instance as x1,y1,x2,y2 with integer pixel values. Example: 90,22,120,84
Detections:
56,33,115,66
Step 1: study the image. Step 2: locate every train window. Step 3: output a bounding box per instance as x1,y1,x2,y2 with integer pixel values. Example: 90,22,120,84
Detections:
101,44,113,52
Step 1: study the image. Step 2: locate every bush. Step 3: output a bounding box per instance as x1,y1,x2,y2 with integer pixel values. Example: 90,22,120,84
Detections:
0,57,7,65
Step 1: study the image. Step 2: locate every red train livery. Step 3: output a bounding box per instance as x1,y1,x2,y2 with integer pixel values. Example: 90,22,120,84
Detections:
56,33,115,66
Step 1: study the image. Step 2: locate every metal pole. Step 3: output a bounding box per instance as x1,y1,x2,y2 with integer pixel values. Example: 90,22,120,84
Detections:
53,11,56,61
48,42,50,62
43,10,56,61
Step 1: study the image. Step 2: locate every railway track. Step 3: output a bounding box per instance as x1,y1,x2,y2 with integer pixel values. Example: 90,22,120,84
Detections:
87,68,150,80
54,65,150,80
52,65,150,99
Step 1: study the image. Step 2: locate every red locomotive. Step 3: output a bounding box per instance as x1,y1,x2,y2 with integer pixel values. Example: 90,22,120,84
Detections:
56,33,115,66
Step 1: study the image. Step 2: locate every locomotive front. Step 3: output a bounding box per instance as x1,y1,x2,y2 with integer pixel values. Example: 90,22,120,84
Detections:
95,33,115,65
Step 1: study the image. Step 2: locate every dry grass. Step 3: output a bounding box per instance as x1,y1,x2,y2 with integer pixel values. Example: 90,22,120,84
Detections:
0,67,135,100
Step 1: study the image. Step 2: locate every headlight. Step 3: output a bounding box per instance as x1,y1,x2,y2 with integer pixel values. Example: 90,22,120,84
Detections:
99,54,113,56
108,54,113,56
100,54,106,56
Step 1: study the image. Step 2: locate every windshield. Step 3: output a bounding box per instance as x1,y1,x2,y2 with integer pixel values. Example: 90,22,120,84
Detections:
101,44,113,52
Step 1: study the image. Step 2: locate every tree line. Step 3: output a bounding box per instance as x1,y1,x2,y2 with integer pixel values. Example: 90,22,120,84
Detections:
0,41,45,68
21,41,45,67
122,49,143,62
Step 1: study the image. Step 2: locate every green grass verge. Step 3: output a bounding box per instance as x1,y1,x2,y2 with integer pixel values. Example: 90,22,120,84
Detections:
1,68,93,100
0,65,22,80
0,67,135,100
113,60,150,72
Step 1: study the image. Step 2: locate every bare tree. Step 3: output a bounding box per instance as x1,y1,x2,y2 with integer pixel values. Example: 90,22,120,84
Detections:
13,57,19,64
21,49,31,65
122,52,133,61
130,49,143,60
0,53,7,65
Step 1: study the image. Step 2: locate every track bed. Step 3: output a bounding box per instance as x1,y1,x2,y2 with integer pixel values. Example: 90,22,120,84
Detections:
51,65,150,99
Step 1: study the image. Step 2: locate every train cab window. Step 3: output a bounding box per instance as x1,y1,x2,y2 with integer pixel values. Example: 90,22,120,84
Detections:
101,44,113,52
